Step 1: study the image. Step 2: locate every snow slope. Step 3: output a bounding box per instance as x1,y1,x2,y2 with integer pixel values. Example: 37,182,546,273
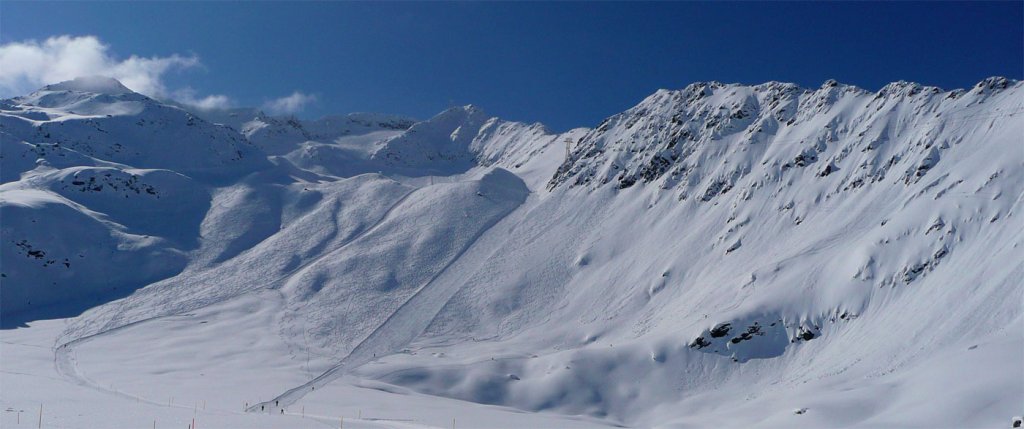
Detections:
2,77,1022,428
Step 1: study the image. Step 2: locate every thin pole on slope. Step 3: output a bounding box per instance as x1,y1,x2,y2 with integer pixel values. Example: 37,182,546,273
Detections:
339,416,343,429
37,404,42,429
302,328,311,377
564,138,573,163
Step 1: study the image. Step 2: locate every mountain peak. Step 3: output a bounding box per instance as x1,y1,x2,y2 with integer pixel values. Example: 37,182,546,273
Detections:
439,104,486,118
42,76,134,95
971,76,1016,94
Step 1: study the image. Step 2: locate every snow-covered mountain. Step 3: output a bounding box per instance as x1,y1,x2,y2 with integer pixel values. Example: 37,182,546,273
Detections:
1,76,1021,428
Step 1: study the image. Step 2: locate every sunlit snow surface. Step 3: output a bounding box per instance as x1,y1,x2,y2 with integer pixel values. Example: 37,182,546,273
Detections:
2,77,1022,428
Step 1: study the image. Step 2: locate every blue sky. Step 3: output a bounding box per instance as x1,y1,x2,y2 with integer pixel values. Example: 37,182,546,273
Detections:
1,1,1021,131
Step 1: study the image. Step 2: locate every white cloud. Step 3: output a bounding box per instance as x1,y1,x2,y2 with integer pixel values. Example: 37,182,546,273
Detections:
187,94,234,111
0,35,315,114
0,35,202,98
264,91,317,115
172,88,234,111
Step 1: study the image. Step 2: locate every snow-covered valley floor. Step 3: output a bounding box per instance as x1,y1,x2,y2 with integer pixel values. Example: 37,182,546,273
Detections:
5,287,1021,428
3,297,612,429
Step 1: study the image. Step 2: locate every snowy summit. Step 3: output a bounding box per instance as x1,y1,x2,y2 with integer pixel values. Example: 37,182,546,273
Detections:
43,75,135,95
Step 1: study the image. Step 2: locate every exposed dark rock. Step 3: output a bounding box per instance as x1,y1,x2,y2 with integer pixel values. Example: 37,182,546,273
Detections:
797,327,816,341
729,323,764,344
710,323,732,338
689,336,711,349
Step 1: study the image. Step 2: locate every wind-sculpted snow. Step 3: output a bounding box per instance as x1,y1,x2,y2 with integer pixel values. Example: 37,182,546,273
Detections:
2,77,1022,428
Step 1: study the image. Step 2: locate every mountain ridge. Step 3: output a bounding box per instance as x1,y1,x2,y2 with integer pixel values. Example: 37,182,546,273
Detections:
1,75,1021,428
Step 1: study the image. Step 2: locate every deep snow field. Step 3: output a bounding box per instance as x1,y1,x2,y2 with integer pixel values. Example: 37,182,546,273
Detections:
2,76,1023,428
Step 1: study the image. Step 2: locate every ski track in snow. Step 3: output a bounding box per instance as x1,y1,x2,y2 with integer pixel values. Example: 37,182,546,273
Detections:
51,185,420,407
255,187,527,412
50,177,515,419
55,317,188,409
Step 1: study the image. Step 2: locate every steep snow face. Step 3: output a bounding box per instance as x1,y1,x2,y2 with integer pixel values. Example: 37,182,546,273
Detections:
471,118,590,190
2,77,1022,428
551,78,1020,195
370,105,492,175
